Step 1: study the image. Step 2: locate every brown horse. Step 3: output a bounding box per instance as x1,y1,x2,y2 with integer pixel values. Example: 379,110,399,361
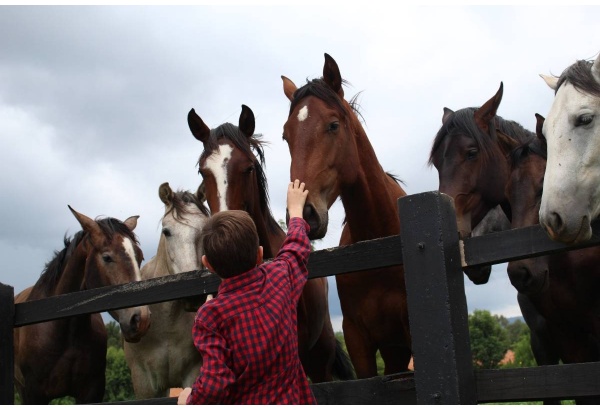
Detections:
187,104,354,382
14,207,150,404
506,114,600,404
281,54,410,378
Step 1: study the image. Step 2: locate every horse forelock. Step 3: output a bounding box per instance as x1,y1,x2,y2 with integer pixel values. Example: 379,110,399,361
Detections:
290,78,364,122
428,108,534,167
198,123,265,166
557,59,600,98
164,190,210,223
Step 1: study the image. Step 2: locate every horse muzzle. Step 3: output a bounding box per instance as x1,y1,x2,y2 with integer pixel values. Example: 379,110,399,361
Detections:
118,306,151,343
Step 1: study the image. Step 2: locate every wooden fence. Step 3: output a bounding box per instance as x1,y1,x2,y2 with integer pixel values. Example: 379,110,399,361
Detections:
2,191,600,404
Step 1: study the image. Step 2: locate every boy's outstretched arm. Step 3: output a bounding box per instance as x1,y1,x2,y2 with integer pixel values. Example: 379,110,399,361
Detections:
287,179,308,219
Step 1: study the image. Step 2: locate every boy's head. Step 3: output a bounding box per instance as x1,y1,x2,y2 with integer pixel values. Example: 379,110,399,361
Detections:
201,210,262,279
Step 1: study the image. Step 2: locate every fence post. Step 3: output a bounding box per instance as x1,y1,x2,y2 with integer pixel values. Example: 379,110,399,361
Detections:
399,191,476,404
0,282,14,405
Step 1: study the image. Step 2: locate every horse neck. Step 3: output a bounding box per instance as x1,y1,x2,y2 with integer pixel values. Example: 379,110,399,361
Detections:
50,241,90,297
143,235,173,279
340,127,403,240
247,203,284,258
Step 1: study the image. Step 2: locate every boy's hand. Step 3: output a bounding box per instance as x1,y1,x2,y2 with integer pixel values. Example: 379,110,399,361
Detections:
287,179,308,219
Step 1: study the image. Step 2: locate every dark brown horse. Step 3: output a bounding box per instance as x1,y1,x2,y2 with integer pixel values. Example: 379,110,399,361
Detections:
506,114,600,404
14,207,150,404
427,91,566,403
187,104,354,382
281,54,410,378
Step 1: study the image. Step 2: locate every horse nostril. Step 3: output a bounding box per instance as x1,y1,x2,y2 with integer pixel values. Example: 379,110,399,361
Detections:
549,212,564,232
302,205,314,220
130,313,141,332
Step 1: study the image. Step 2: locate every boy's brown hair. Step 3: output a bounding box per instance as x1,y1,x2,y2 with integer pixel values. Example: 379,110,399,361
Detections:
201,210,260,278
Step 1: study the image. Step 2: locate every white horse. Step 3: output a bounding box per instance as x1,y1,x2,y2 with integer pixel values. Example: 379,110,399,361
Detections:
123,182,210,398
539,53,600,244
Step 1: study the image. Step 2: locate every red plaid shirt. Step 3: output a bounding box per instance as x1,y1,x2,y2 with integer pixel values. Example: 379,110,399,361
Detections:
187,217,317,405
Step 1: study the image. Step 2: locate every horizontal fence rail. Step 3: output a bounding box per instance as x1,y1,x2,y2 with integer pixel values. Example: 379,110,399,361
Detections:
14,234,404,328
462,220,600,268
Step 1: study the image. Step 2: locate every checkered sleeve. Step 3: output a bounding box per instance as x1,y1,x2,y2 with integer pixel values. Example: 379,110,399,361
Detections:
275,217,311,300
187,316,235,404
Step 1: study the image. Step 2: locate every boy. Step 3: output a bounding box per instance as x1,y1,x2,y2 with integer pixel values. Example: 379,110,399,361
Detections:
178,179,317,405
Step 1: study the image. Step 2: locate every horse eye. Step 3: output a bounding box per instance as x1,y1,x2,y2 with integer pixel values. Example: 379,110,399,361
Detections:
102,254,113,263
328,122,339,132
466,149,478,160
576,114,594,127
162,228,171,237
245,165,255,174
282,133,287,142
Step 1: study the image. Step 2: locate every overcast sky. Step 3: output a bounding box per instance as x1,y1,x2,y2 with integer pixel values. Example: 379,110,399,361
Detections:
1,5,598,331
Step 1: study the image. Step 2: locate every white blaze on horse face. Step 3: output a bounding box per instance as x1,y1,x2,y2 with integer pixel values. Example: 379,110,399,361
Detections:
540,82,600,242
205,144,233,212
298,105,309,122
122,237,142,282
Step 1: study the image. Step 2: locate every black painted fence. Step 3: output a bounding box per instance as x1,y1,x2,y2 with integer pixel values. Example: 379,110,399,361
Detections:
2,191,600,405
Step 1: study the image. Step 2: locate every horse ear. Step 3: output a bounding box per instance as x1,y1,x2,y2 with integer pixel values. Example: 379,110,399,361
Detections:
540,74,558,91
239,104,255,138
474,82,503,134
196,180,207,204
591,53,600,84
188,108,211,144
323,53,344,98
159,182,174,206
535,113,546,144
442,107,454,124
123,215,139,231
68,205,105,247
281,75,297,101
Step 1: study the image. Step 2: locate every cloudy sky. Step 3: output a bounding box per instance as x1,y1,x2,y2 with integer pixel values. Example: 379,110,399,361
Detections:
1,5,598,331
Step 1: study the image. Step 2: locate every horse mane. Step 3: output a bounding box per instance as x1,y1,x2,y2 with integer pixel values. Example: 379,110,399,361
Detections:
37,217,141,291
428,108,535,166
198,123,281,235
164,190,210,222
556,59,600,98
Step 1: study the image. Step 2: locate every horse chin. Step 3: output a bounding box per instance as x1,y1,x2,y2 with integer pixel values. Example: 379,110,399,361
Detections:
522,270,549,297
308,223,328,240
463,266,491,285
182,294,210,312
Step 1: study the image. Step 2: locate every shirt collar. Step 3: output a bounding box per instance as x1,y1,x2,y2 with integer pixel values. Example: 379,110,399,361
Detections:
218,266,262,294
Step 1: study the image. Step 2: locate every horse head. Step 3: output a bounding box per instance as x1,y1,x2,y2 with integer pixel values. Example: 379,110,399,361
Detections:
68,206,151,343
189,105,266,214
539,54,600,243
158,182,209,275
430,83,521,240
281,53,367,240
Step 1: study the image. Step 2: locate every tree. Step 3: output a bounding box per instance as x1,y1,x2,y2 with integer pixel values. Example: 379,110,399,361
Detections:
503,333,537,369
103,345,135,402
106,320,124,349
468,310,509,369
505,319,530,347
